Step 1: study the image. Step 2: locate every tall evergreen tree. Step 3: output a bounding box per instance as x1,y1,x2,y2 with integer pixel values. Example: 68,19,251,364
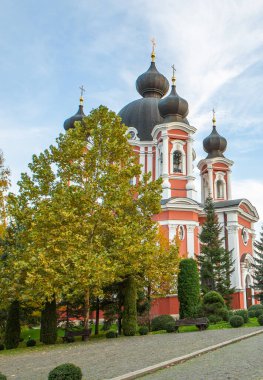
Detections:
252,225,263,303
178,258,200,318
198,196,235,304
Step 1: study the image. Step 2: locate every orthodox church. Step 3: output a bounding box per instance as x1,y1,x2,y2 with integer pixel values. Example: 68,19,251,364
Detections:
64,46,259,314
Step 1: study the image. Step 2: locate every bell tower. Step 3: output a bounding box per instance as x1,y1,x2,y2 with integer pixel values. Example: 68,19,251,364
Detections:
198,111,233,203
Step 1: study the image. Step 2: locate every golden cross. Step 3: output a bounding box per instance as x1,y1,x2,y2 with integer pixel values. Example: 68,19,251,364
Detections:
212,108,216,125
151,38,156,52
171,64,176,77
79,85,85,97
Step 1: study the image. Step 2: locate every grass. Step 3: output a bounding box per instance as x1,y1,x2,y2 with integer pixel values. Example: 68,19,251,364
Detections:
0,317,261,355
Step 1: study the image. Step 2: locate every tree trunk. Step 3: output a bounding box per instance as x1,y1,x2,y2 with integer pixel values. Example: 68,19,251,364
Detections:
147,285,151,331
122,276,137,336
95,297,100,335
40,298,57,344
4,300,21,349
83,289,90,340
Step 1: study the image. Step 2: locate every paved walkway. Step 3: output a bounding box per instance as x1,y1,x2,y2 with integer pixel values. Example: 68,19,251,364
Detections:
0,327,262,380
144,333,263,380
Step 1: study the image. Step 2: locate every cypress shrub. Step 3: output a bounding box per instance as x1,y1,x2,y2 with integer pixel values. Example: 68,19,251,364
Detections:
40,298,57,344
0,373,7,380
4,300,21,349
166,321,176,333
151,315,175,331
48,363,82,380
229,315,244,327
122,276,137,336
248,304,263,317
178,259,200,318
26,338,36,347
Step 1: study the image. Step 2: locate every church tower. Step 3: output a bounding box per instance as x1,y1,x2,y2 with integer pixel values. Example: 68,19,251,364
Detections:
198,111,233,203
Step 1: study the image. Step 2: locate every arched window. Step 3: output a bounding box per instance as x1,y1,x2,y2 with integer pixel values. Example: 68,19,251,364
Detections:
173,150,182,173
216,180,224,198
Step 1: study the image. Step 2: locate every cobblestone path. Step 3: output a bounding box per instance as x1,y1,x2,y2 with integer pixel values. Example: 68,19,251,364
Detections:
0,327,262,380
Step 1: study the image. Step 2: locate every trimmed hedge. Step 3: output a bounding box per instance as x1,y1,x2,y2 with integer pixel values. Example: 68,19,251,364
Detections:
48,363,82,380
0,373,7,380
257,314,263,326
138,326,149,335
248,304,263,318
229,315,244,327
151,315,175,331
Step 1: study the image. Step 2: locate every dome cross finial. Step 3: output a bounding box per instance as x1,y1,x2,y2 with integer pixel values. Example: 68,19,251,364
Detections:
212,108,216,126
79,85,85,105
171,64,176,85
151,38,156,62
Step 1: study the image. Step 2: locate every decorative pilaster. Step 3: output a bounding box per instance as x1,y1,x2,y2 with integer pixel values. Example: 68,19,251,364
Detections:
139,147,145,180
227,224,242,289
227,170,232,200
161,133,171,199
207,164,213,198
147,146,153,181
186,224,196,258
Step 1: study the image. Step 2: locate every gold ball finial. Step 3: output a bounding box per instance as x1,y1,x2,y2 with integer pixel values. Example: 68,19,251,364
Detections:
212,108,216,126
79,85,85,105
151,38,156,62
171,64,176,85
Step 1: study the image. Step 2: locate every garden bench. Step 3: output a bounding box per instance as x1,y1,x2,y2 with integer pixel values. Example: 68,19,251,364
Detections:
174,317,209,332
62,328,92,343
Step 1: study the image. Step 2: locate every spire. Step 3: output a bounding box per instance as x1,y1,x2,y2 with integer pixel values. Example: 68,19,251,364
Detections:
151,38,156,62
171,64,176,85
212,108,216,126
79,85,85,106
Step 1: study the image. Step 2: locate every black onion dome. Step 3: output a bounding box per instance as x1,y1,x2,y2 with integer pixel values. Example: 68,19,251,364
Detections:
136,62,169,98
64,103,86,131
203,125,227,158
119,97,164,141
158,84,189,123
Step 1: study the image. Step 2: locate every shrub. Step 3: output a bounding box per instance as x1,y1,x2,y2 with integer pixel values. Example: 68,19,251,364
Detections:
178,259,201,318
48,363,82,380
138,326,149,335
202,291,228,323
4,300,21,349
0,373,7,380
26,339,36,347
0,344,4,350
151,315,175,331
233,310,249,323
208,315,222,324
257,314,263,326
166,321,176,333
229,315,244,327
254,309,263,318
106,331,118,339
248,304,263,317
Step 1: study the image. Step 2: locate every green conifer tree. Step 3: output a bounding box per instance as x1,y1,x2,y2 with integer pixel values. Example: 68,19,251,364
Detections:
198,196,235,304
4,300,20,349
178,258,200,318
251,225,263,303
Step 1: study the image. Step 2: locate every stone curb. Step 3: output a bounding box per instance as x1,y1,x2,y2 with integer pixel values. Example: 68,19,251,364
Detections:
105,329,263,380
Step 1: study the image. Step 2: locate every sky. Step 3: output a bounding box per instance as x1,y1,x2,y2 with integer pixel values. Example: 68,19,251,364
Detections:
0,0,263,231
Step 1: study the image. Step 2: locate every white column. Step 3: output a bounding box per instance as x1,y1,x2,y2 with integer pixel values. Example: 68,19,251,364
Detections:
227,170,232,200
187,137,193,176
186,224,196,258
161,133,171,199
227,224,242,289
155,145,159,179
147,146,153,181
207,164,213,198
139,146,145,180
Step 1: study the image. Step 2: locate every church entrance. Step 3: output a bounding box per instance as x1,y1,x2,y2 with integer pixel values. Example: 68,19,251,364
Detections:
245,275,252,309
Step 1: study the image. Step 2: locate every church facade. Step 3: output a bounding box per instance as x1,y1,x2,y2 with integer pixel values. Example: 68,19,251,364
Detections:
64,48,259,315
